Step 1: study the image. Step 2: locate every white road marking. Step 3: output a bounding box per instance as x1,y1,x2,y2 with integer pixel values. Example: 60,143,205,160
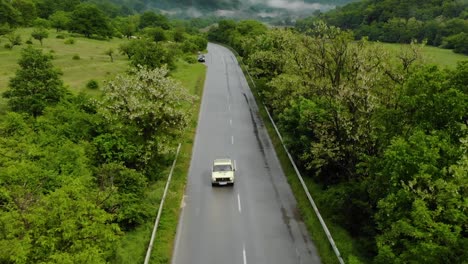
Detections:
230,119,232,126
231,135,234,145
172,196,187,264
228,104,231,111
237,193,242,213
243,244,247,264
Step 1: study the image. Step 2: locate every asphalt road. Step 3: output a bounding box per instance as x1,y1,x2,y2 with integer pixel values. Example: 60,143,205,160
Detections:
172,43,321,264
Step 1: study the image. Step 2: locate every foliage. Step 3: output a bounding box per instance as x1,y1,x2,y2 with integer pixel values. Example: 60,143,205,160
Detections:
123,38,176,70
216,17,468,263
139,11,170,30
12,0,37,26
0,110,120,264
6,32,22,49
31,27,48,46
3,46,67,117
69,3,113,38
97,66,195,175
86,79,99,89
0,0,21,26
49,11,71,32
297,0,468,54
372,130,467,263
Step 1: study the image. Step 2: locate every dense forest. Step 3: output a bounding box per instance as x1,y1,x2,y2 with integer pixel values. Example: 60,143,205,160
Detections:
209,19,467,263
0,0,208,262
297,0,468,54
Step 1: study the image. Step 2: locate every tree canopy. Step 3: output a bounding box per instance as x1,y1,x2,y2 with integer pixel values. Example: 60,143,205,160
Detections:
2,47,67,117
210,19,468,262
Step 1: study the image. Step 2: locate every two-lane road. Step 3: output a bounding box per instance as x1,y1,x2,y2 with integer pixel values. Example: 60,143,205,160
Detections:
172,43,320,264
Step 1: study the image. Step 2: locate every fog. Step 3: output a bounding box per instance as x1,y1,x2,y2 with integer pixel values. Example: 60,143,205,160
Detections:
248,0,334,11
154,0,339,20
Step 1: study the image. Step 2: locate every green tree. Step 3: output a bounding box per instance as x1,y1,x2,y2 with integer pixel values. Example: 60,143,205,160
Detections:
373,131,467,263
32,17,50,28
143,26,167,42
139,11,170,30
12,0,37,26
126,39,175,70
31,27,48,46
69,3,112,38
6,32,22,49
3,47,67,117
0,0,21,26
49,11,70,32
112,15,137,38
0,23,13,38
98,66,195,174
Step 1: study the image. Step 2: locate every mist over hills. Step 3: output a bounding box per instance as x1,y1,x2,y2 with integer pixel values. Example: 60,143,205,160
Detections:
145,0,355,20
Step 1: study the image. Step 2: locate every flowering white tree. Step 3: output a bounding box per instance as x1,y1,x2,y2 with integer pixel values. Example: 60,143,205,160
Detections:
99,66,195,169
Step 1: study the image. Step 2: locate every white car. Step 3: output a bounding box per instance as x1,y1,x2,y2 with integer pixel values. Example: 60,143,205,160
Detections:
211,159,235,186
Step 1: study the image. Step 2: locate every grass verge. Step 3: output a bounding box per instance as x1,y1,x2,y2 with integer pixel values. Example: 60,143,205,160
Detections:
113,60,206,264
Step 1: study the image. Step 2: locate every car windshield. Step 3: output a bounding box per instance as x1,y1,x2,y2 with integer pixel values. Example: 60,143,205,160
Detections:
213,164,232,172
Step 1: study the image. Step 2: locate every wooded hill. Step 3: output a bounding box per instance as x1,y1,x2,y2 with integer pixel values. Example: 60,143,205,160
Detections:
297,0,468,54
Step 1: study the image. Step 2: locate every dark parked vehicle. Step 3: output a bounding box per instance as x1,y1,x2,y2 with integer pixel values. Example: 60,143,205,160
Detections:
198,54,205,62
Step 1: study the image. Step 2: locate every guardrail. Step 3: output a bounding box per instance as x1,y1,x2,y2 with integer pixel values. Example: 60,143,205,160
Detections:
144,143,182,264
224,44,345,264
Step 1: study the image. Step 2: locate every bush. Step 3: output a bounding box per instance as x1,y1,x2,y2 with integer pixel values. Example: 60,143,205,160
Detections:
72,54,80,60
183,54,197,64
4,43,12,49
86,79,99,89
25,39,33,45
64,38,75,45
56,34,65,39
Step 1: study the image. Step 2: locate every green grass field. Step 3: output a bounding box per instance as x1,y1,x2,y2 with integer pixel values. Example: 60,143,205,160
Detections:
381,42,468,68
0,28,129,94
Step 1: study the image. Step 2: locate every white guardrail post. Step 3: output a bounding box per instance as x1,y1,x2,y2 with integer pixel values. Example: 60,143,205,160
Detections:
144,143,182,264
232,47,345,264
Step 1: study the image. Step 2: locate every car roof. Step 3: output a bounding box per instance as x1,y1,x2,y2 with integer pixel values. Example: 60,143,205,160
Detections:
213,158,232,165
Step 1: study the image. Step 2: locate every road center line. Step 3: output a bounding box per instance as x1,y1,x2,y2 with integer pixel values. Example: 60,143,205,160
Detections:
243,244,247,264
237,193,242,213
231,135,234,145
230,119,232,126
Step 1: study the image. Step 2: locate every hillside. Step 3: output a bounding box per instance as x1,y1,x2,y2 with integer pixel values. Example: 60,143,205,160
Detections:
297,0,468,54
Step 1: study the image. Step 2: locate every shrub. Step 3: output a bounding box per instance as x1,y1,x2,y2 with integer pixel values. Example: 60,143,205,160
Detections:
56,34,65,39
25,39,33,45
72,54,80,60
86,79,99,89
4,43,12,49
183,54,197,64
64,38,75,45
